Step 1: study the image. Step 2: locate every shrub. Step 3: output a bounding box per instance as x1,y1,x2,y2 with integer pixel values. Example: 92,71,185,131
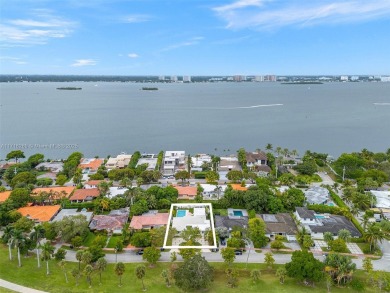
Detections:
350,279,365,292
194,172,207,179
271,240,285,250
275,235,287,242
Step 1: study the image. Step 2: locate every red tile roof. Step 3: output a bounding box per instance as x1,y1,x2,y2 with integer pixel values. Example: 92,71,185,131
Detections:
130,213,169,230
0,191,11,203
69,188,100,201
78,158,103,170
31,187,75,199
173,186,197,197
85,180,103,186
17,205,61,222
230,184,248,191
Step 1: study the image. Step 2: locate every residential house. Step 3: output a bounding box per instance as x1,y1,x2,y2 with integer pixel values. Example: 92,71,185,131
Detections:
78,158,103,174
172,207,210,232
230,184,248,191
246,152,268,168
309,214,362,239
51,208,94,223
69,188,100,203
137,154,158,171
295,207,361,239
0,191,11,203
130,211,169,230
200,184,227,199
163,151,186,175
31,186,75,201
260,213,298,241
218,155,241,172
84,180,103,189
17,205,61,223
295,207,317,225
304,186,330,205
214,215,248,231
35,162,64,173
191,154,212,171
105,154,132,170
173,185,197,200
89,208,129,234
370,190,390,209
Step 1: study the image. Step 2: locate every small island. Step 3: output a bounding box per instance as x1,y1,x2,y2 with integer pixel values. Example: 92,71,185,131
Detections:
56,87,82,90
141,87,158,90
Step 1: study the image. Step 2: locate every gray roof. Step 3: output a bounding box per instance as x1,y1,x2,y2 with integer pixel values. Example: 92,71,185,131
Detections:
260,213,297,235
51,209,93,223
214,215,248,230
309,215,361,237
296,207,316,220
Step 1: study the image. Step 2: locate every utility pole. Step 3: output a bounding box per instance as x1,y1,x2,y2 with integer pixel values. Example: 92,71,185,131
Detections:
342,166,346,182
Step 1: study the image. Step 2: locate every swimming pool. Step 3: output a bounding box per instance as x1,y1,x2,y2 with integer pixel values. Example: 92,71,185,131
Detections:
177,210,187,217
233,210,243,217
315,215,325,219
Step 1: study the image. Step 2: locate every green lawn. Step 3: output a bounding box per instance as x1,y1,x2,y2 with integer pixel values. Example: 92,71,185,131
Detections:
106,236,122,249
0,245,386,293
214,209,228,216
82,232,97,247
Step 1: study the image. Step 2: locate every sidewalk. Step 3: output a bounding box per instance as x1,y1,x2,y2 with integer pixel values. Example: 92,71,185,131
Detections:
0,279,48,293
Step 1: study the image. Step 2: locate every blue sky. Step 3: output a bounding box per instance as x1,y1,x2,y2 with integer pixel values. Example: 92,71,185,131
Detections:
1,0,390,75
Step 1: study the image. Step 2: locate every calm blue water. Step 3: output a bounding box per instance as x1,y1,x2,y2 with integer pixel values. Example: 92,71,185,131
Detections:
177,210,186,217
233,210,244,217
0,81,389,159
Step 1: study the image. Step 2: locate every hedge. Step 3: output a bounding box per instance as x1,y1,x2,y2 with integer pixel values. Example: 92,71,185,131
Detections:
62,202,95,209
194,172,206,179
326,187,348,209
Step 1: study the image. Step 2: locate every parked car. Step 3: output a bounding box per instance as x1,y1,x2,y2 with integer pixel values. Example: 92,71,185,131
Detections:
220,238,226,246
234,250,243,255
136,249,144,255
211,248,219,252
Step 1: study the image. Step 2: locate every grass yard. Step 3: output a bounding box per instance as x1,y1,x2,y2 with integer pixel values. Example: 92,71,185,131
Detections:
106,236,122,249
82,232,97,247
214,209,228,216
0,245,387,293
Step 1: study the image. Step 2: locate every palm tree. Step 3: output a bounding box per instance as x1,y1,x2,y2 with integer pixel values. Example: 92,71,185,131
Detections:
84,264,93,288
135,265,146,291
11,229,25,267
214,185,222,200
30,224,45,268
161,269,171,287
58,260,68,283
296,226,308,245
3,226,14,261
81,251,93,267
291,149,298,159
275,266,287,284
275,146,282,157
352,192,370,210
364,223,385,252
41,241,55,274
338,229,351,243
76,250,83,271
265,143,273,152
323,232,334,248
96,257,107,285
115,262,125,287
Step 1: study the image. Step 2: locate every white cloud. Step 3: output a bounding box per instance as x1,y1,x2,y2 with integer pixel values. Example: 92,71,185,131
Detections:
0,56,27,64
123,14,152,23
71,59,97,67
128,53,139,58
0,10,75,47
213,0,390,29
161,37,204,52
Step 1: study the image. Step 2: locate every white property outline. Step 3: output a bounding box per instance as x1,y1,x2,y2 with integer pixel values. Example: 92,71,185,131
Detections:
163,203,217,249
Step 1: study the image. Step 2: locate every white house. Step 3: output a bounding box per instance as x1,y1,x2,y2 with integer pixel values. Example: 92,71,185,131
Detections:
163,151,185,175
105,154,132,170
200,184,227,199
295,207,317,225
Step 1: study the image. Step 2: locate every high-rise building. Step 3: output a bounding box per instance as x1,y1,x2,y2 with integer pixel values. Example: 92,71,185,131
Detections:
183,76,191,82
171,76,178,82
254,76,264,82
264,75,276,82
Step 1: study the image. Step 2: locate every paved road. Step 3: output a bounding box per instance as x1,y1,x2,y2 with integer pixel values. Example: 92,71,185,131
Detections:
0,279,48,293
60,245,390,272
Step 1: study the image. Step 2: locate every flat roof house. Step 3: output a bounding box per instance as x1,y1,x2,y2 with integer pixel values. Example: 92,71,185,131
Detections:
51,208,94,223
163,151,186,175
172,207,210,231
105,154,132,170
18,205,61,223
218,155,241,172
69,188,100,202
304,186,330,205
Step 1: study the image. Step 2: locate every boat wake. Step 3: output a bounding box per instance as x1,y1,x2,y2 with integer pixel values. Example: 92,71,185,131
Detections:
373,103,390,106
198,104,284,110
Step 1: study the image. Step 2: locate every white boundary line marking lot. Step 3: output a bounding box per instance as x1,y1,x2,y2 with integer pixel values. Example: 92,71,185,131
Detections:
163,203,217,249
